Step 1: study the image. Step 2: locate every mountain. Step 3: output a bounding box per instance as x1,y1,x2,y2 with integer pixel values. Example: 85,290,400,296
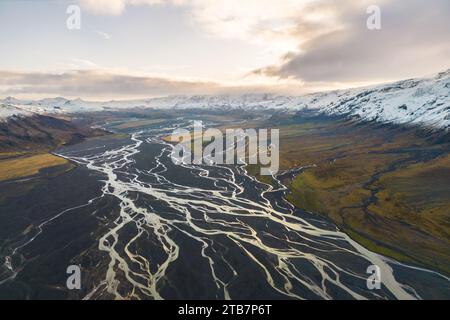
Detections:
305,69,450,130
1,69,449,130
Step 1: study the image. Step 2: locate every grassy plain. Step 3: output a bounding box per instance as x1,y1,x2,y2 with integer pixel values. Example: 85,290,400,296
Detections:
0,153,70,181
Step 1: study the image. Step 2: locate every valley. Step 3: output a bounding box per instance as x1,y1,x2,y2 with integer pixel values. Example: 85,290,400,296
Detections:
0,109,448,299
0,70,448,299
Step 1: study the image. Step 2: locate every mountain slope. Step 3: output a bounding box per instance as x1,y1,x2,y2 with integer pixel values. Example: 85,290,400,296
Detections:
306,69,450,130
0,114,104,152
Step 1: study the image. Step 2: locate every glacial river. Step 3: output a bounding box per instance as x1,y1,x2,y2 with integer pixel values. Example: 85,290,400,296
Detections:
2,120,449,299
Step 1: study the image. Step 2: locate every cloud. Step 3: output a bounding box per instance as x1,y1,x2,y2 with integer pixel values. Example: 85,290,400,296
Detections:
79,0,179,16
78,0,450,85
95,30,112,40
79,0,330,53
183,0,315,52
0,70,220,99
253,0,450,82
79,0,126,16
69,58,99,69
0,70,304,100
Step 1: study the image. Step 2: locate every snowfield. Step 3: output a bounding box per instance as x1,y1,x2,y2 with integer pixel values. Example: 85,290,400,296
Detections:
1,69,449,130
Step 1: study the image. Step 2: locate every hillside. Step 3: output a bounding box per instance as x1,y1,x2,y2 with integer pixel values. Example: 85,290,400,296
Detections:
0,114,104,152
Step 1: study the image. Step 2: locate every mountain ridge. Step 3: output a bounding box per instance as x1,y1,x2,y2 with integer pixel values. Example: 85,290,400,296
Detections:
1,69,449,131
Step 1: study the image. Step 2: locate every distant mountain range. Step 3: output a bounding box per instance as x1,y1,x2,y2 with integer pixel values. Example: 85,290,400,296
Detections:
1,69,449,130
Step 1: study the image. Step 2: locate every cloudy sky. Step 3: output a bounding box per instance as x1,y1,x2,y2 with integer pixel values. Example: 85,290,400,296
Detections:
0,0,449,100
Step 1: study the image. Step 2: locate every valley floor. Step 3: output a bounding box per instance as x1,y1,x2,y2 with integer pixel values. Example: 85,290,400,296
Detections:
0,110,448,299
105,110,450,276
265,113,450,275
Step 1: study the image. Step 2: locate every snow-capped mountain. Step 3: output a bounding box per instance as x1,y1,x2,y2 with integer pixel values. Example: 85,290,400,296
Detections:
305,69,450,130
1,70,449,130
0,97,104,117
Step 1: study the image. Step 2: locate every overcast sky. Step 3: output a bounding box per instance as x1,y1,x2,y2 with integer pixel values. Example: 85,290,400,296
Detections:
0,0,449,100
